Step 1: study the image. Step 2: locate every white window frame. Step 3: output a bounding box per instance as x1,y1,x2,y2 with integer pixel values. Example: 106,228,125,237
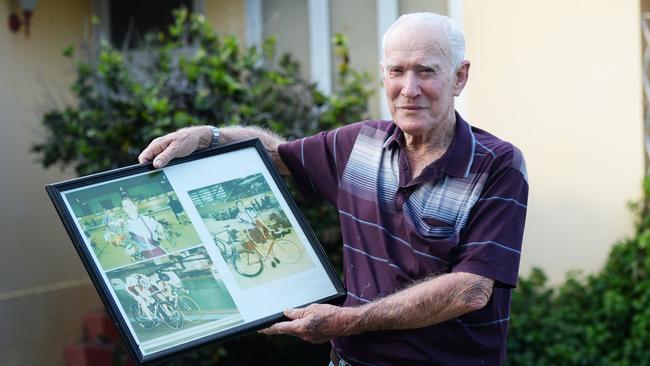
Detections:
244,0,262,48
447,0,467,116
377,0,398,120
308,0,332,95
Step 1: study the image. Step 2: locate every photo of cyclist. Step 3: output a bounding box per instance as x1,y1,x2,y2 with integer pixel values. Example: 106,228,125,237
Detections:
125,274,156,321
122,196,167,259
235,200,270,246
65,170,203,271
189,173,314,289
108,247,243,352
150,270,183,302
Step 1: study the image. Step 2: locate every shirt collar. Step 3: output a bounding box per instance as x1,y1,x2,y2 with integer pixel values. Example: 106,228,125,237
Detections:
444,112,475,178
382,123,402,149
383,111,475,179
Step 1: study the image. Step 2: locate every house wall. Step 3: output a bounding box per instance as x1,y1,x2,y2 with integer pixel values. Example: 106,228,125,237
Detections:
204,0,246,40
330,0,380,114
0,1,103,365
462,0,645,283
262,0,311,80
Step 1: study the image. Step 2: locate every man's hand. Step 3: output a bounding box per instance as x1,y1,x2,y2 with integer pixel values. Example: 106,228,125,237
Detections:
259,273,493,344
138,126,212,168
259,304,358,343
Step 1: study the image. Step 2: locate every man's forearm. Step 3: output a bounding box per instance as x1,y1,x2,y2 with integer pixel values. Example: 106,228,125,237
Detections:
344,272,494,334
198,125,290,175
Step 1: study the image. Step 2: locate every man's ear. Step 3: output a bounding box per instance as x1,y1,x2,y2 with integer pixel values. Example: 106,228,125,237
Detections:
453,61,470,97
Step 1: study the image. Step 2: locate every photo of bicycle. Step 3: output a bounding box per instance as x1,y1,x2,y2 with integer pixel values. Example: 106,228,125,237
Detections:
107,246,243,353
189,173,315,290
65,171,201,271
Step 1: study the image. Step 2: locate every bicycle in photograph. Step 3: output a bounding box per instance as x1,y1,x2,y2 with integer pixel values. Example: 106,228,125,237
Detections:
170,287,203,324
125,240,146,263
159,221,177,248
211,225,238,260
231,228,302,277
130,289,184,330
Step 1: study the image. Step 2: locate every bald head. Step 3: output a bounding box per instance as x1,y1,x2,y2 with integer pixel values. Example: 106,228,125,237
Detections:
382,12,465,72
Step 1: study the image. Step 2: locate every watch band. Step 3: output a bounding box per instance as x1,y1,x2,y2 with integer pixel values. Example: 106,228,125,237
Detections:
209,126,220,148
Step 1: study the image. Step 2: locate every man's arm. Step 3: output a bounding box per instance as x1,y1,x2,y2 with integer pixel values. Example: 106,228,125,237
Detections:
261,272,494,343
137,125,290,174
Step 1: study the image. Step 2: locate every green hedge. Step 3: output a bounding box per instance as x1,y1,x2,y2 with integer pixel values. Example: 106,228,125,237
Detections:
507,180,650,365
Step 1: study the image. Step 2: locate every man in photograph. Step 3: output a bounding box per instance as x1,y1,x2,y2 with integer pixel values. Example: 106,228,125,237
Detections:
138,12,528,366
167,193,187,224
125,273,157,321
122,196,167,259
151,270,184,302
234,200,269,245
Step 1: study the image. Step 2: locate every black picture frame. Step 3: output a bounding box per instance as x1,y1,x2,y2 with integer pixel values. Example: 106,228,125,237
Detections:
46,138,345,365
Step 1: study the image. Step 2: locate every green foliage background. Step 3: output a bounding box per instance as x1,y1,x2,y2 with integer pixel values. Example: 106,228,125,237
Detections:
506,179,650,365
33,10,371,365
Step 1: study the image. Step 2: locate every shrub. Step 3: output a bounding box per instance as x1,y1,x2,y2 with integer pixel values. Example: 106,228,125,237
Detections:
506,179,650,365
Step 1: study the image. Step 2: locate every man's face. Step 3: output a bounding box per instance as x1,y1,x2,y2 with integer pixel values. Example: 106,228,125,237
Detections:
382,24,468,137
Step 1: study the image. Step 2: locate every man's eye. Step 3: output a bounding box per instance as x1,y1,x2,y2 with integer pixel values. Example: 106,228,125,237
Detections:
389,68,404,76
420,68,436,75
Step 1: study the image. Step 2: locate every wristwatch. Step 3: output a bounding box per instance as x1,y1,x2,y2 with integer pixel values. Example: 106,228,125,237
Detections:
209,126,220,148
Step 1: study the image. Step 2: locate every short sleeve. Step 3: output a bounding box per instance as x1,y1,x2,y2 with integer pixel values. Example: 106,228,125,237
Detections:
451,162,529,288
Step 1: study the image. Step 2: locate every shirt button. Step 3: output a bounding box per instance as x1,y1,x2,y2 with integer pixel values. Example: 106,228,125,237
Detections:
402,164,407,170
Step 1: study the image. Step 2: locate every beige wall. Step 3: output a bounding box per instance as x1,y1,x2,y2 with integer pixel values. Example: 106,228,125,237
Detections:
330,0,380,115
0,0,102,365
262,0,311,80
463,0,644,283
205,0,246,41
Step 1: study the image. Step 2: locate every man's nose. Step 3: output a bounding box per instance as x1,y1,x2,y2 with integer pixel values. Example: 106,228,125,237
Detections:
401,71,421,98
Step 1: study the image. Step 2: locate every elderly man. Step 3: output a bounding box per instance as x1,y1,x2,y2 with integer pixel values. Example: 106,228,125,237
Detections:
139,12,528,366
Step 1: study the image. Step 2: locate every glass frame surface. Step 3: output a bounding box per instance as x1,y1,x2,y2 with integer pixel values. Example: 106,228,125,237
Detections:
46,138,345,365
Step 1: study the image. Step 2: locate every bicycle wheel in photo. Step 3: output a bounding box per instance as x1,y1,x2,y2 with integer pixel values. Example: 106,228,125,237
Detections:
157,301,184,329
272,239,302,264
213,235,233,260
177,296,203,323
233,250,263,277
130,302,155,330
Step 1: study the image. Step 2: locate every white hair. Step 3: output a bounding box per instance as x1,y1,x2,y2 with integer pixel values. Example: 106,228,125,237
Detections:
382,12,466,71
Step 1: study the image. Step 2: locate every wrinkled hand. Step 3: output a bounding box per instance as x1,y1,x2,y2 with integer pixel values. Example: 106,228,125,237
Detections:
259,304,357,343
138,126,211,168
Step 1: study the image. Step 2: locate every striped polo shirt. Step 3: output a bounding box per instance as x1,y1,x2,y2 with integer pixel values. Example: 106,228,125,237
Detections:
278,112,528,366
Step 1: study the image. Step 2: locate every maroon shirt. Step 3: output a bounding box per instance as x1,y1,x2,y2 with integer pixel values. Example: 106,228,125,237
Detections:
278,113,528,365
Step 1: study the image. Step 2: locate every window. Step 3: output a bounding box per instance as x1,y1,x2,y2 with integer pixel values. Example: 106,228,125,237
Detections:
95,0,203,48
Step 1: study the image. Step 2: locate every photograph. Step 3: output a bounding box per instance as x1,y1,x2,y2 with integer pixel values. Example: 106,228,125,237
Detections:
65,171,202,271
46,140,344,364
188,173,315,289
106,246,243,355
